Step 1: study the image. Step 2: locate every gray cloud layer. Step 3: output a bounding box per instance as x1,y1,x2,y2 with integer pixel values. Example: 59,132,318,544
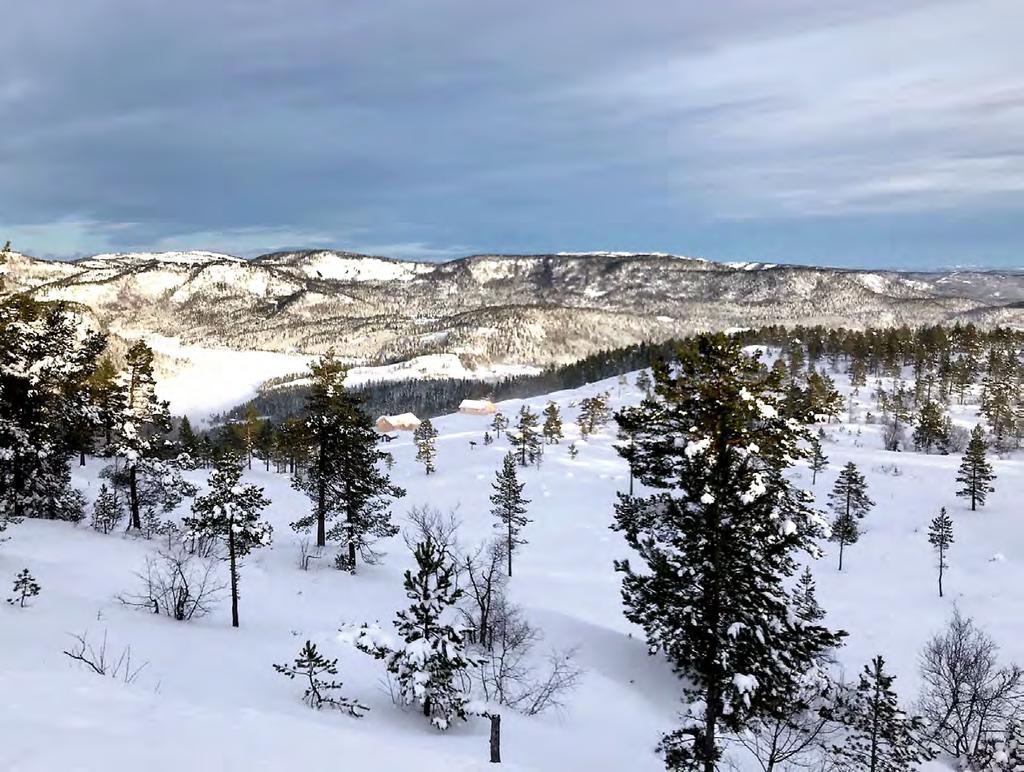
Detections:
2,0,1021,267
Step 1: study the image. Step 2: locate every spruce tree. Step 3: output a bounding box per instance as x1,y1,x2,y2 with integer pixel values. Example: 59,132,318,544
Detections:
542,401,563,444
809,437,828,486
350,535,475,730
274,640,368,716
185,453,272,627
291,352,404,567
490,452,531,576
928,507,954,598
957,425,995,511
413,418,438,475
828,463,872,571
578,394,611,437
177,415,200,462
90,484,123,535
793,566,825,623
612,335,844,771
635,369,653,396
833,656,934,772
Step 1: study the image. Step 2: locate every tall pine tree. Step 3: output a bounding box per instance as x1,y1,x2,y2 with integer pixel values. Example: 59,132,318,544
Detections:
957,424,995,511
928,507,954,598
828,462,873,571
490,453,530,576
542,401,563,444
185,453,272,628
612,335,844,771
413,418,438,475
291,353,404,568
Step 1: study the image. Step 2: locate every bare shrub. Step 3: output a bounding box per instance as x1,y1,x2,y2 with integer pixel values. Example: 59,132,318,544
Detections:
63,630,147,684
403,504,461,557
298,537,323,571
918,609,1024,758
120,539,225,621
474,596,582,716
460,539,507,649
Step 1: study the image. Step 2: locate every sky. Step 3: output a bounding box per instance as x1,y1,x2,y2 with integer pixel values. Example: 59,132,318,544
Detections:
2,1,1022,269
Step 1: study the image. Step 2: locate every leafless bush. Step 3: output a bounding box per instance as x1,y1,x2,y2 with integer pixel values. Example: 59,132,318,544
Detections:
460,539,507,649
473,596,583,716
917,609,1024,758
732,668,846,772
120,539,225,621
63,630,147,684
403,504,461,558
298,538,323,571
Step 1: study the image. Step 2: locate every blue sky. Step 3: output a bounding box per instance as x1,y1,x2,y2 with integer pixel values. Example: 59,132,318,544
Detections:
2,1,1022,269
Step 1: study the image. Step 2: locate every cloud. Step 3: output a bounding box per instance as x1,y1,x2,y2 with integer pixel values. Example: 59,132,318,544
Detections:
0,0,1021,267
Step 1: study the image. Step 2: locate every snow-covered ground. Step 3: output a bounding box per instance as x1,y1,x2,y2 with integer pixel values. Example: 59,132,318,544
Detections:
1,365,1021,771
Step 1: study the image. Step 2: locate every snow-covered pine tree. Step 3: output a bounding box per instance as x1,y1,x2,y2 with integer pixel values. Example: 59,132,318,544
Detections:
913,400,950,454
972,718,1024,771
273,640,368,716
491,412,508,438
290,352,404,568
350,535,475,730
490,452,530,577
928,507,954,598
612,335,844,772
510,405,541,467
184,453,272,628
793,566,825,624
567,442,578,460
90,483,123,535
6,568,40,607
413,418,438,475
957,424,996,511
542,401,563,444
106,340,196,531
809,436,828,486
0,296,104,527
177,415,201,466
832,655,934,771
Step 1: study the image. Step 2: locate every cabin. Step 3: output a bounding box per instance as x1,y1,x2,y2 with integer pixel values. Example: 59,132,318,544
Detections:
459,399,497,416
375,413,422,432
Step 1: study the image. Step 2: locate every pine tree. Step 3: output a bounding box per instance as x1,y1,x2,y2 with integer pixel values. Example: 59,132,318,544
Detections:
6,568,40,607
833,656,934,772
238,405,262,470
928,507,954,598
184,454,272,628
809,437,828,486
413,418,438,475
274,640,368,716
828,463,872,571
106,340,195,531
578,394,611,437
542,401,563,444
177,415,200,463
90,484,123,535
490,412,508,438
957,425,996,511
635,369,653,396
509,405,541,467
490,453,531,577
567,442,578,460
913,400,950,454
793,566,825,623
612,335,844,771
0,296,105,526
350,535,475,730
291,353,404,568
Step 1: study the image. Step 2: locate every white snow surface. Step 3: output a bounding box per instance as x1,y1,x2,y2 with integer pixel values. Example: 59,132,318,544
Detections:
2,361,1021,771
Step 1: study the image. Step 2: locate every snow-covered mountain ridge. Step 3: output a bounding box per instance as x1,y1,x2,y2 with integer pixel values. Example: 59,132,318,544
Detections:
2,248,1022,365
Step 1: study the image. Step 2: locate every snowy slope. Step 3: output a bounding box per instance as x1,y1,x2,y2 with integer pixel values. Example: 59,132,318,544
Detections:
1,365,1022,770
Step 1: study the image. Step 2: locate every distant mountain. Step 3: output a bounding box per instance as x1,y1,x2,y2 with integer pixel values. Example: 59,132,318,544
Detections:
2,248,1022,366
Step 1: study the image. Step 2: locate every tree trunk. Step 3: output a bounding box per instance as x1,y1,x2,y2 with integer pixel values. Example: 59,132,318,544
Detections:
938,549,944,598
348,538,356,569
228,518,240,628
838,539,845,572
316,478,326,547
489,713,501,763
507,518,513,577
79,450,86,466
128,464,141,530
